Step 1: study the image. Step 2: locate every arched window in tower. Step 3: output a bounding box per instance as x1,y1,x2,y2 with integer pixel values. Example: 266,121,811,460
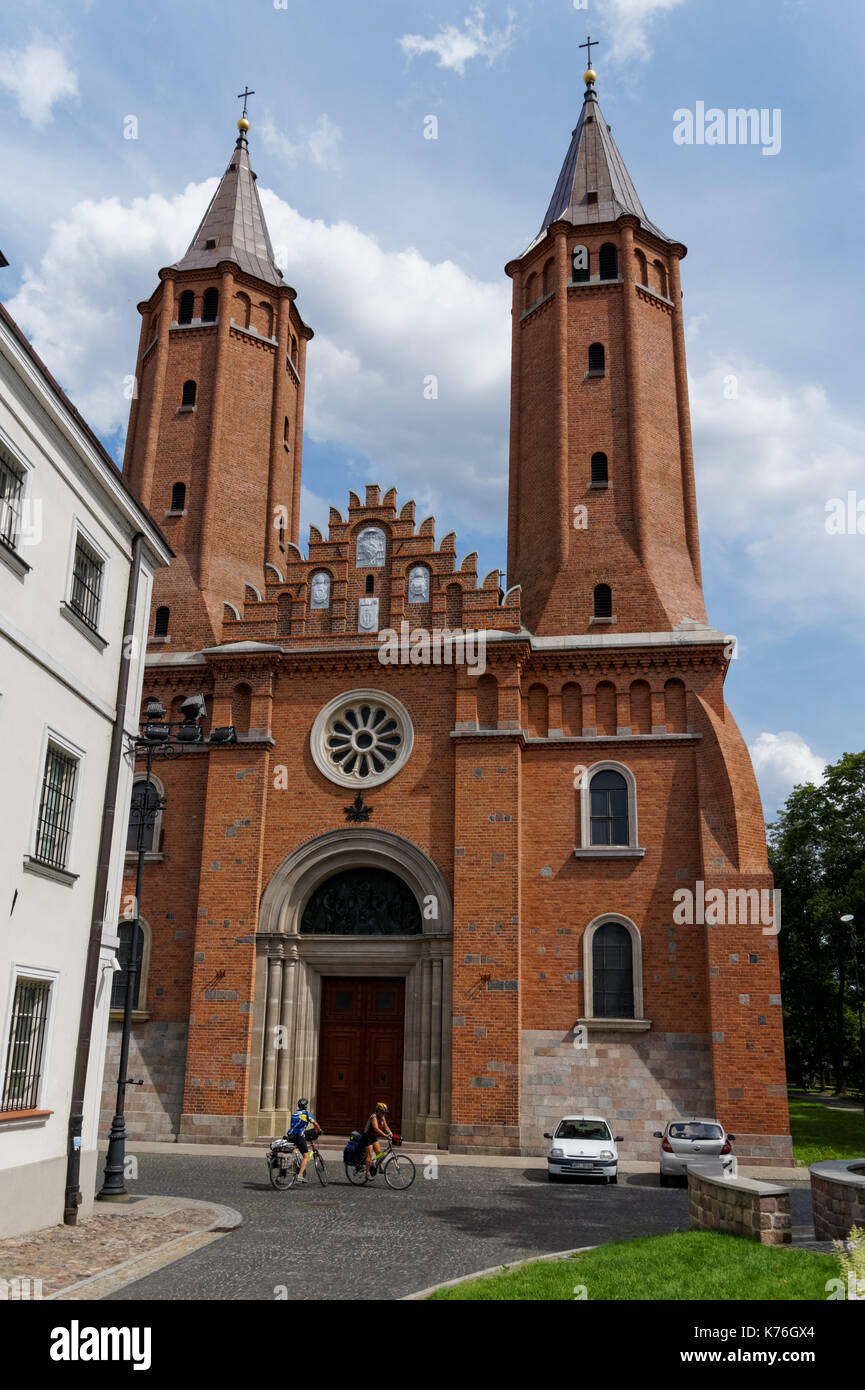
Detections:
594,583,613,618
571,244,590,282
257,301,274,338
181,380,197,408
591,452,609,485
202,288,219,323
588,342,605,374
652,259,668,298
178,291,194,325
589,769,629,846
634,248,647,285
291,334,298,361
542,258,555,297
592,921,635,1018
283,416,290,449
599,243,618,280
525,272,537,311
234,291,251,329
170,482,186,512
154,606,170,638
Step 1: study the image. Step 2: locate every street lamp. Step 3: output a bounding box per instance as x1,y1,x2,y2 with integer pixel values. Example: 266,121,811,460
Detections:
97,694,205,1200
840,914,865,1133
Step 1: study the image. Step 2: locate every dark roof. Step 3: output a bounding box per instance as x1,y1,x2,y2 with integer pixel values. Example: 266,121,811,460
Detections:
536,84,673,246
172,132,284,288
0,300,172,556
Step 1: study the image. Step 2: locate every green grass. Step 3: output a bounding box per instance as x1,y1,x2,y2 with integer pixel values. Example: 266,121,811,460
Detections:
787,1097,865,1166
428,1231,837,1301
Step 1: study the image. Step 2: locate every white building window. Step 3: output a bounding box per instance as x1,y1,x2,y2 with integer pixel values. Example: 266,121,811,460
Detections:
0,444,26,552
33,739,80,872
1,971,56,1113
69,530,105,633
575,761,644,858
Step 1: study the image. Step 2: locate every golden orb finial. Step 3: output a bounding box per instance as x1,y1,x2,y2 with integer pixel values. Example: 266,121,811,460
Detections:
583,67,596,85
237,115,250,134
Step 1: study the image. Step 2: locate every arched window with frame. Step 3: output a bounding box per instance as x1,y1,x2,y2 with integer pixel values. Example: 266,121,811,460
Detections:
111,918,151,1015
589,768,629,846
202,287,219,323
588,342,605,374
592,921,635,1018
177,290,194,325
599,243,618,280
126,775,164,855
634,248,648,286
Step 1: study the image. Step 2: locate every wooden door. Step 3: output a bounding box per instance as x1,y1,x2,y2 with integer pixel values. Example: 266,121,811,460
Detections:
317,978,404,1133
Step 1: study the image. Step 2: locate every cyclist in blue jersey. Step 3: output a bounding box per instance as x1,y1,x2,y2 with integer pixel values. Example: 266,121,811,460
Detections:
284,1098,320,1184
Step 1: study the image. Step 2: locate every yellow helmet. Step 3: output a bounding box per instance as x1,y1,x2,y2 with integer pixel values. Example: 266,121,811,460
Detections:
376,1101,388,1111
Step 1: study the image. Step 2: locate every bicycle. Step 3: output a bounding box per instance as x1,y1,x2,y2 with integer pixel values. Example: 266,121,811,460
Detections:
268,1134,328,1190
345,1135,415,1190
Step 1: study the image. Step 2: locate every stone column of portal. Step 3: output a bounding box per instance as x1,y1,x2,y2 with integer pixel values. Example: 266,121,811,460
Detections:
266,294,292,571
429,955,443,1121
619,222,646,562
669,255,703,587
506,264,523,586
136,275,174,510
275,945,298,1112
198,266,235,591
418,953,432,1117
259,950,283,1115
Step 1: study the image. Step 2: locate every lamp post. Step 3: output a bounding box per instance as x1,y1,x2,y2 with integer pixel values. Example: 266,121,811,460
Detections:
840,914,865,1133
97,695,205,1200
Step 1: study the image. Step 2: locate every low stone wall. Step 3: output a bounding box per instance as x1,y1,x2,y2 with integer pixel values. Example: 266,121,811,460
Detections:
810,1159,865,1242
688,1165,791,1245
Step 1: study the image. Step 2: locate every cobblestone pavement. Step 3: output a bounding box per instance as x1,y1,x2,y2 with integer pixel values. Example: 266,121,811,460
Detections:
105,1152,815,1301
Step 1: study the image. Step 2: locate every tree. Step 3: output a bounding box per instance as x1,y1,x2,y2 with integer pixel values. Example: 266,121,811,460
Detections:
769,751,865,1096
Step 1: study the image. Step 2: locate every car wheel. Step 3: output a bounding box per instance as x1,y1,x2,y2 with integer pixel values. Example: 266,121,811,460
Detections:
659,1173,671,1188
547,1172,562,1183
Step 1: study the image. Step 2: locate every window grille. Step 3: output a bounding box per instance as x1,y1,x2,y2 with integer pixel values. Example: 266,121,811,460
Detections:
70,533,104,631
589,768,628,845
0,446,25,550
35,743,78,869
592,922,634,1018
2,977,52,1111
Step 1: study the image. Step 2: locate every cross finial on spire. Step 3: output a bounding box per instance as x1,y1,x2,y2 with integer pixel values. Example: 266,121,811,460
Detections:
579,35,598,82
237,86,255,119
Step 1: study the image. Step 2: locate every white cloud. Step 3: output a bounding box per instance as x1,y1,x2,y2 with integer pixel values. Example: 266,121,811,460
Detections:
260,113,343,170
690,357,865,637
603,0,687,68
399,6,515,76
6,179,510,535
0,38,78,127
749,731,825,816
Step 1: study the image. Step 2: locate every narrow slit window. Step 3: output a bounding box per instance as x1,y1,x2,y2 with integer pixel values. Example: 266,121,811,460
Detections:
181,380,197,408
591,452,609,484
588,343,605,374
170,482,186,512
178,291,194,325
599,243,618,280
154,606,170,639
594,583,613,618
202,288,219,323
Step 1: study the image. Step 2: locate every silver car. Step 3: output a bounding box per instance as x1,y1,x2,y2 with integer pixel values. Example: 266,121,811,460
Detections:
653,1117,735,1186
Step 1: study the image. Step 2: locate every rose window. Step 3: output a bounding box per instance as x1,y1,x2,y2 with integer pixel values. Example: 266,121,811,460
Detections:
310,689,414,788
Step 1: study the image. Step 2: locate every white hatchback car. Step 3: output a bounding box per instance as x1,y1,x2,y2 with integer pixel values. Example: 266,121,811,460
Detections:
544,1115,623,1184
654,1117,736,1186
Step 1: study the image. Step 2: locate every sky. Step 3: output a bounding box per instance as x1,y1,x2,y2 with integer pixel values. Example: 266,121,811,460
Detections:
0,0,862,821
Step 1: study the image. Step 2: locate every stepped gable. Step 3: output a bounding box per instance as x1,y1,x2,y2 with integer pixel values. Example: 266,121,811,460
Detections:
219,483,522,644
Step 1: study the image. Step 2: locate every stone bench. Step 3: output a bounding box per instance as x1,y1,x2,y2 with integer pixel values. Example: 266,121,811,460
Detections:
688,1163,791,1245
810,1159,865,1242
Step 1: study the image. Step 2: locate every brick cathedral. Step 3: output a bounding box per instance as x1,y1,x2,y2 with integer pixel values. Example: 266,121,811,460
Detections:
105,68,791,1162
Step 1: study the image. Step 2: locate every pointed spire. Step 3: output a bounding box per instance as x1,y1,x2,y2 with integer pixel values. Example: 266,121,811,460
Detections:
172,113,284,288
537,64,672,244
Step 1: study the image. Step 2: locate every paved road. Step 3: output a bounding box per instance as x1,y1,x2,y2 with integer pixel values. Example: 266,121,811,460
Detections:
106,1153,815,1301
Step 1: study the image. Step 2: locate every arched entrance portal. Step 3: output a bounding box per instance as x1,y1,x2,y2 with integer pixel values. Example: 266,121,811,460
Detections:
248,830,452,1146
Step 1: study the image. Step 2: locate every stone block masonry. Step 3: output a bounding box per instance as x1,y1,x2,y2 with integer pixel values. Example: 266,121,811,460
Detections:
810,1160,865,1242
688,1167,792,1245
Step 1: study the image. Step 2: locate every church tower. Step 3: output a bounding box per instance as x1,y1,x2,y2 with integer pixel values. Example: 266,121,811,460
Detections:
506,63,705,636
123,110,313,651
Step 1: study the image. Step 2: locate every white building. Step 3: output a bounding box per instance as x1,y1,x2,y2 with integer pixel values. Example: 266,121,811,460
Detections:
0,298,171,1238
